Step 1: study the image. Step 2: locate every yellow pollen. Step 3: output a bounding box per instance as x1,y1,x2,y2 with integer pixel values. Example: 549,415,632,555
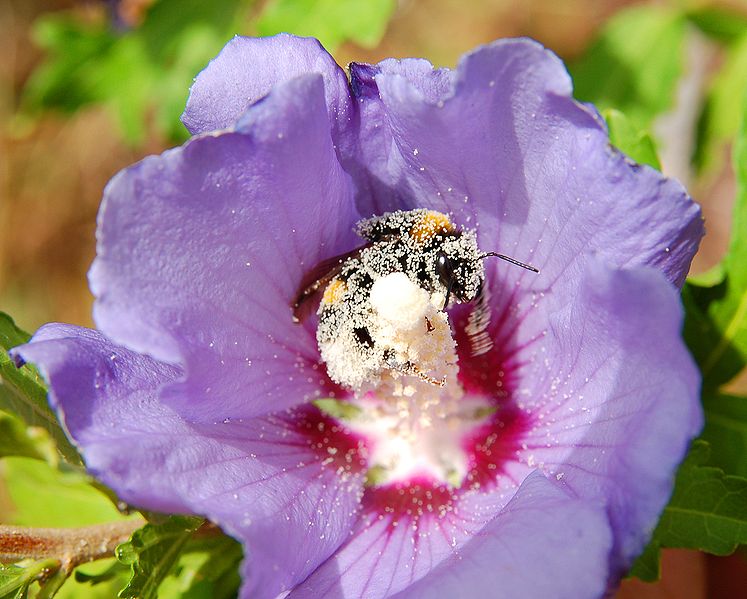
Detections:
409,210,454,244
322,278,347,305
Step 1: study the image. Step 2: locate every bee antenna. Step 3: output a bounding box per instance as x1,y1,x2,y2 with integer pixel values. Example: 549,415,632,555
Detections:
480,252,539,273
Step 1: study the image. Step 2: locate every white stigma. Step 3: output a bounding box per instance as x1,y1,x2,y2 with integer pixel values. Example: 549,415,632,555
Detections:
340,272,492,487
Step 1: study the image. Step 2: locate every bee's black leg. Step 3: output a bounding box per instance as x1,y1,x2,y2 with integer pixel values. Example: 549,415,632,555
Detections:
383,350,445,387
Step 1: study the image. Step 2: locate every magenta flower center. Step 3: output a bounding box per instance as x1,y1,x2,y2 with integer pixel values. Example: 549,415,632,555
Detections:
300,285,532,525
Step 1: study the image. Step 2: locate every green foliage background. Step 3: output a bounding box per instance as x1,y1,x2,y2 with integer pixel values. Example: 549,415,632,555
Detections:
20,0,395,144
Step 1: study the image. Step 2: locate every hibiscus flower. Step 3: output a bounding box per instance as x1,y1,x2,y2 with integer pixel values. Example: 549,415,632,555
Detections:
12,34,703,598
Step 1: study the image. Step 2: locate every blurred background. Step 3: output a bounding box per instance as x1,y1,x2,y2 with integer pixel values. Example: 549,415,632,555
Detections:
1,0,746,596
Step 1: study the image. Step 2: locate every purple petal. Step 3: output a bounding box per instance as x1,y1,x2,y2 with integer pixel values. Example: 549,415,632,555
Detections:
511,260,701,573
350,38,703,287
11,324,366,599
90,74,358,421
11,323,188,513
182,33,353,146
395,472,611,599
289,472,611,598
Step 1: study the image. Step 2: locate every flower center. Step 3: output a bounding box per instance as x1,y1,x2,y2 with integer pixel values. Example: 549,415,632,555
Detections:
317,272,495,488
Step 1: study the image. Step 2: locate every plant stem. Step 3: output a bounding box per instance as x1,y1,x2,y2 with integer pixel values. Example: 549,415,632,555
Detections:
0,518,145,571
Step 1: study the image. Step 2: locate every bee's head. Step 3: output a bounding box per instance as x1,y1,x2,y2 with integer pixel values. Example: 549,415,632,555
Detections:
431,231,484,308
434,233,538,310
435,249,482,304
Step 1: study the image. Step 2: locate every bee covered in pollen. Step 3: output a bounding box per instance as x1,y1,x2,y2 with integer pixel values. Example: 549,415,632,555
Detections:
293,209,538,390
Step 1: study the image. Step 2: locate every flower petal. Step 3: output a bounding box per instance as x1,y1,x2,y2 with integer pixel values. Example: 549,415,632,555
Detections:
11,323,187,513
513,260,701,573
90,74,358,421
350,38,703,287
11,324,366,599
289,472,611,598
394,472,611,599
182,33,353,144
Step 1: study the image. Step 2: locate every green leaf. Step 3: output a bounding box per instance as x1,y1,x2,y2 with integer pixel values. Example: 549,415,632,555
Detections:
0,411,57,464
684,97,747,388
0,563,30,598
34,566,67,599
313,398,363,421
256,0,395,51
158,534,242,599
22,15,117,113
603,108,662,170
138,0,243,59
655,441,747,553
73,560,128,586
630,441,747,580
0,560,61,599
56,560,131,599
686,6,747,44
627,540,660,582
570,5,685,129
702,392,747,478
2,458,130,527
116,516,203,599
0,312,80,465
693,31,747,173
22,1,243,144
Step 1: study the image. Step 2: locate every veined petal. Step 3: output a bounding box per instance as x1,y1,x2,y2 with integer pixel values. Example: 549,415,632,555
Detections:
350,38,703,287
11,324,366,599
504,260,701,573
290,472,611,599
182,33,354,147
90,74,358,420
393,472,611,599
11,324,188,513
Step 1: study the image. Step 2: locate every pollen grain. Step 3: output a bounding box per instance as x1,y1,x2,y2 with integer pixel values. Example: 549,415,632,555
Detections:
409,210,454,244
322,278,347,305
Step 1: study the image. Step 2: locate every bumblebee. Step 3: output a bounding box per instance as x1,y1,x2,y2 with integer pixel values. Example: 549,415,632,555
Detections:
293,209,537,389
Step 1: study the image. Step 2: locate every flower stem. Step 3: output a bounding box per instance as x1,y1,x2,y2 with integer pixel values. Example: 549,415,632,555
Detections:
0,519,145,570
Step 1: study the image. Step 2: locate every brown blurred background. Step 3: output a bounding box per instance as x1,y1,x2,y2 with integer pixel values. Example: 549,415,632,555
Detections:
1,1,746,596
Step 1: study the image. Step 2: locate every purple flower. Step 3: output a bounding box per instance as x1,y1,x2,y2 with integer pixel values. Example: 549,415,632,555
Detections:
12,35,704,598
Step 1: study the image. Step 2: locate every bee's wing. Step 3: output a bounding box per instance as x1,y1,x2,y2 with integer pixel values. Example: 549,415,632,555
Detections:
464,283,493,356
292,243,371,323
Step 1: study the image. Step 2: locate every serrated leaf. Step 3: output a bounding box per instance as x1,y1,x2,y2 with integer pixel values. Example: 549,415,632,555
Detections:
256,0,395,51
684,97,747,388
701,392,747,478
0,411,57,464
630,441,747,580
0,312,80,465
116,516,203,599
656,441,747,553
603,108,662,170
570,5,685,129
